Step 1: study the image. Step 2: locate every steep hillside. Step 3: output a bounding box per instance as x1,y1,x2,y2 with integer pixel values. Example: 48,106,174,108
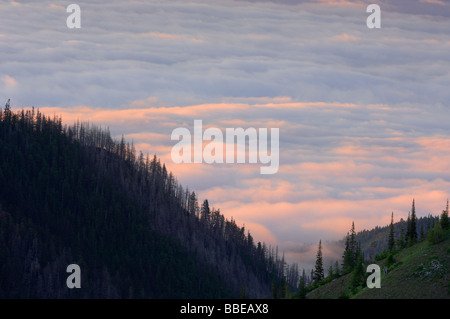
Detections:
353,216,438,261
356,234,450,299
0,105,292,298
306,232,450,299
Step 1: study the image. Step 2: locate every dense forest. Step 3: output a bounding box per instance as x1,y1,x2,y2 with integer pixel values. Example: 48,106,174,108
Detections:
0,102,296,298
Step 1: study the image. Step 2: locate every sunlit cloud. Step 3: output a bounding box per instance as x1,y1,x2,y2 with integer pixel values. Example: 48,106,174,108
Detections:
3,75,17,86
419,0,446,5
2,0,450,271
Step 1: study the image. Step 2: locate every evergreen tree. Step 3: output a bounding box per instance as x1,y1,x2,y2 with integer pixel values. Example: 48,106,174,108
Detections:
350,252,365,290
271,280,277,299
278,277,287,299
342,232,350,271
406,211,411,241
388,212,395,251
297,274,307,299
410,199,417,243
334,260,340,277
397,226,405,249
327,265,333,278
200,199,210,224
342,221,357,273
313,240,324,283
419,223,425,242
427,214,432,230
440,199,449,230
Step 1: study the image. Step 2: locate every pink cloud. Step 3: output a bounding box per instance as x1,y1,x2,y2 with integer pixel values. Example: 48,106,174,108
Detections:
419,0,446,5
134,32,204,43
49,3,64,10
3,75,18,87
329,33,360,42
317,0,364,5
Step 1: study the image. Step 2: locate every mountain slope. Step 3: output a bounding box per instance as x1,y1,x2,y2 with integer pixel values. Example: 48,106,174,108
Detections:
306,232,450,299
355,234,450,299
0,105,290,298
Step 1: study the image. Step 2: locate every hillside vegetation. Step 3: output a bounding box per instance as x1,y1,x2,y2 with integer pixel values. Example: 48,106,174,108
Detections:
306,229,450,299
0,104,294,298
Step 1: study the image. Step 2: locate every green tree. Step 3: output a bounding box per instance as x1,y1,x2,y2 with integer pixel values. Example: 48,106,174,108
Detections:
342,222,357,273
297,271,307,299
440,199,449,230
350,252,364,290
327,264,333,278
397,226,405,249
334,260,340,277
278,277,287,299
410,199,417,243
271,280,277,299
313,240,324,283
388,212,395,251
406,211,411,242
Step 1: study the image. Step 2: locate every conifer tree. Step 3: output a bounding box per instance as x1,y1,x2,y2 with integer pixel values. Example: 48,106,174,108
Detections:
388,212,395,251
419,223,424,242
297,273,307,299
406,211,411,241
350,252,365,290
330,264,336,278
410,199,417,243
342,232,350,269
342,221,357,273
440,199,449,230
278,277,287,299
397,226,405,249
313,240,324,283
271,280,277,299
334,260,340,277
200,199,210,224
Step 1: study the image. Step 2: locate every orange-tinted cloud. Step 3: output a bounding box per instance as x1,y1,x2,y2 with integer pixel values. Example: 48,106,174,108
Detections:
330,33,359,42
3,75,18,87
49,3,64,10
134,32,204,43
419,0,446,5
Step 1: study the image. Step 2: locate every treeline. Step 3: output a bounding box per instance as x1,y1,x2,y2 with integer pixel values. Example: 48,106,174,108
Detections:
296,199,450,298
0,103,295,298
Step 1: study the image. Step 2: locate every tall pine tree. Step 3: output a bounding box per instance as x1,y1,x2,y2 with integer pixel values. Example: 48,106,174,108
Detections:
441,199,449,230
388,212,395,251
410,199,417,243
313,240,324,283
297,271,307,299
342,221,357,273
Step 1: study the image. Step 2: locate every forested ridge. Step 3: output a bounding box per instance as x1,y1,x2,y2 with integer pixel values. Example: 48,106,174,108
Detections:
0,103,296,298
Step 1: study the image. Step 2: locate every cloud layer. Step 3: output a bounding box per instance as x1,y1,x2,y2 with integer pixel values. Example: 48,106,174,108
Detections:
2,0,450,270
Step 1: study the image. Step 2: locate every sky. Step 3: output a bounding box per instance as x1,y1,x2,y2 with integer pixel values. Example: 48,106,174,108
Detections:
1,0,450,270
